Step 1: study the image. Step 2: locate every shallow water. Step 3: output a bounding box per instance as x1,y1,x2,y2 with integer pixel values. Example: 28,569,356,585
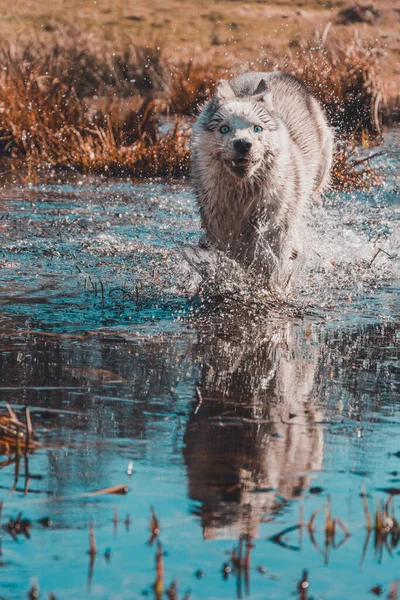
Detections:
0,134,399,599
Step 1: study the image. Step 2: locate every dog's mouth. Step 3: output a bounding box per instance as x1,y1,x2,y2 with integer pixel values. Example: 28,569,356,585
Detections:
225,158,259,177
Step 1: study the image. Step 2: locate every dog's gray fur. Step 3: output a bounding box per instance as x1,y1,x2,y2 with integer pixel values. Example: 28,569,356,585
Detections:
191,71,333,290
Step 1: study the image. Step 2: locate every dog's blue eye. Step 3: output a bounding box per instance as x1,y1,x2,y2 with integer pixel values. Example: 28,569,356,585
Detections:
254,125,263,133
219,125,230,134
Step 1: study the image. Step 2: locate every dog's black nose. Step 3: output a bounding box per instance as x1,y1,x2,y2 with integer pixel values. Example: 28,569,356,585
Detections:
233,139,252,155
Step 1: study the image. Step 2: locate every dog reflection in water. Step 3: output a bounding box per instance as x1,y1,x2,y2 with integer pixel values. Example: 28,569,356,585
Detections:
183,321,323,540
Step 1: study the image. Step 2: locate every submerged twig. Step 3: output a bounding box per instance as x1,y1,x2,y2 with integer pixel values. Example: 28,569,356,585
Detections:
228,536,254,598
194,386,203,415
87,522,97,590
271,497,350,562
359,485,400,566
113,505,118,536
89,522,97,558
0,406,40,455
361,483,372,530
298,569,309,600
369,247,393,268
354,151,385,165
88,484,129,496
155,541,164,600
149,506,160,546
166,580,178,600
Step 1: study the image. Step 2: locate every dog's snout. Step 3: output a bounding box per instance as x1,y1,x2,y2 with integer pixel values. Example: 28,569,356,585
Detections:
233,139,252,155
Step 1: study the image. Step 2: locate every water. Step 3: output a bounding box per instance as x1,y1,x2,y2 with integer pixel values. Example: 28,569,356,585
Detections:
0,134,399,599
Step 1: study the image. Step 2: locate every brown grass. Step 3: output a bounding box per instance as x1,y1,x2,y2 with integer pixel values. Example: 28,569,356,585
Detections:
0,60,190,179
166,60,221,116
0,27,387,186
283,32,385,135
0,405,40,455
0,26,168,98
331,145,383,190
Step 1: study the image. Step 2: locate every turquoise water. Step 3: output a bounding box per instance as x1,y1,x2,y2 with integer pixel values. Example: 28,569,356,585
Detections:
0,135,399,599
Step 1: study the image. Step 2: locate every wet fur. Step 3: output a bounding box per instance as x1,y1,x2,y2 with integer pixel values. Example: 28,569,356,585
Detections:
191,71,334,290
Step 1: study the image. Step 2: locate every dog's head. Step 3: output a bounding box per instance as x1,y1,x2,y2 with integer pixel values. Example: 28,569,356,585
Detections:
201,78,282,179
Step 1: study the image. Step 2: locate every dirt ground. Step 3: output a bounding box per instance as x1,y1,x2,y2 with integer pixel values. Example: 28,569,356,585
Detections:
0,0,399,100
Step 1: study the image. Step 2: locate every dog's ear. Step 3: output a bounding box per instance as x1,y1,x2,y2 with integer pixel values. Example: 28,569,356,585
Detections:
252,79,274,111
215,79,235,105
252,78,269,98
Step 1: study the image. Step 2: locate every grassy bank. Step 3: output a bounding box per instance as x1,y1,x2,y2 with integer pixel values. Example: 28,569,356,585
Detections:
0,23,391,187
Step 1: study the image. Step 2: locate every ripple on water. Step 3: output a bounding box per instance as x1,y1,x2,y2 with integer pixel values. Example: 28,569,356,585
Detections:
0,135,398,599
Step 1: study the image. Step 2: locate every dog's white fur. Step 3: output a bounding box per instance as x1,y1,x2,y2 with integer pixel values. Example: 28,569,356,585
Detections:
191,72,334,290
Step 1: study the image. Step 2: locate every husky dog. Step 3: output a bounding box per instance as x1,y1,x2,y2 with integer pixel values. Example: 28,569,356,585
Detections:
191,72,333,290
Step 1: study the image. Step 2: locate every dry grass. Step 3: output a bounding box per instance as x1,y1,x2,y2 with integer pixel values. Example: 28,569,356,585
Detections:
0,405,40,455
283,32,385,135
0,59,190,179
0,26,168,98
166,60,221,116
331,145,383,190
0,27,387,186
